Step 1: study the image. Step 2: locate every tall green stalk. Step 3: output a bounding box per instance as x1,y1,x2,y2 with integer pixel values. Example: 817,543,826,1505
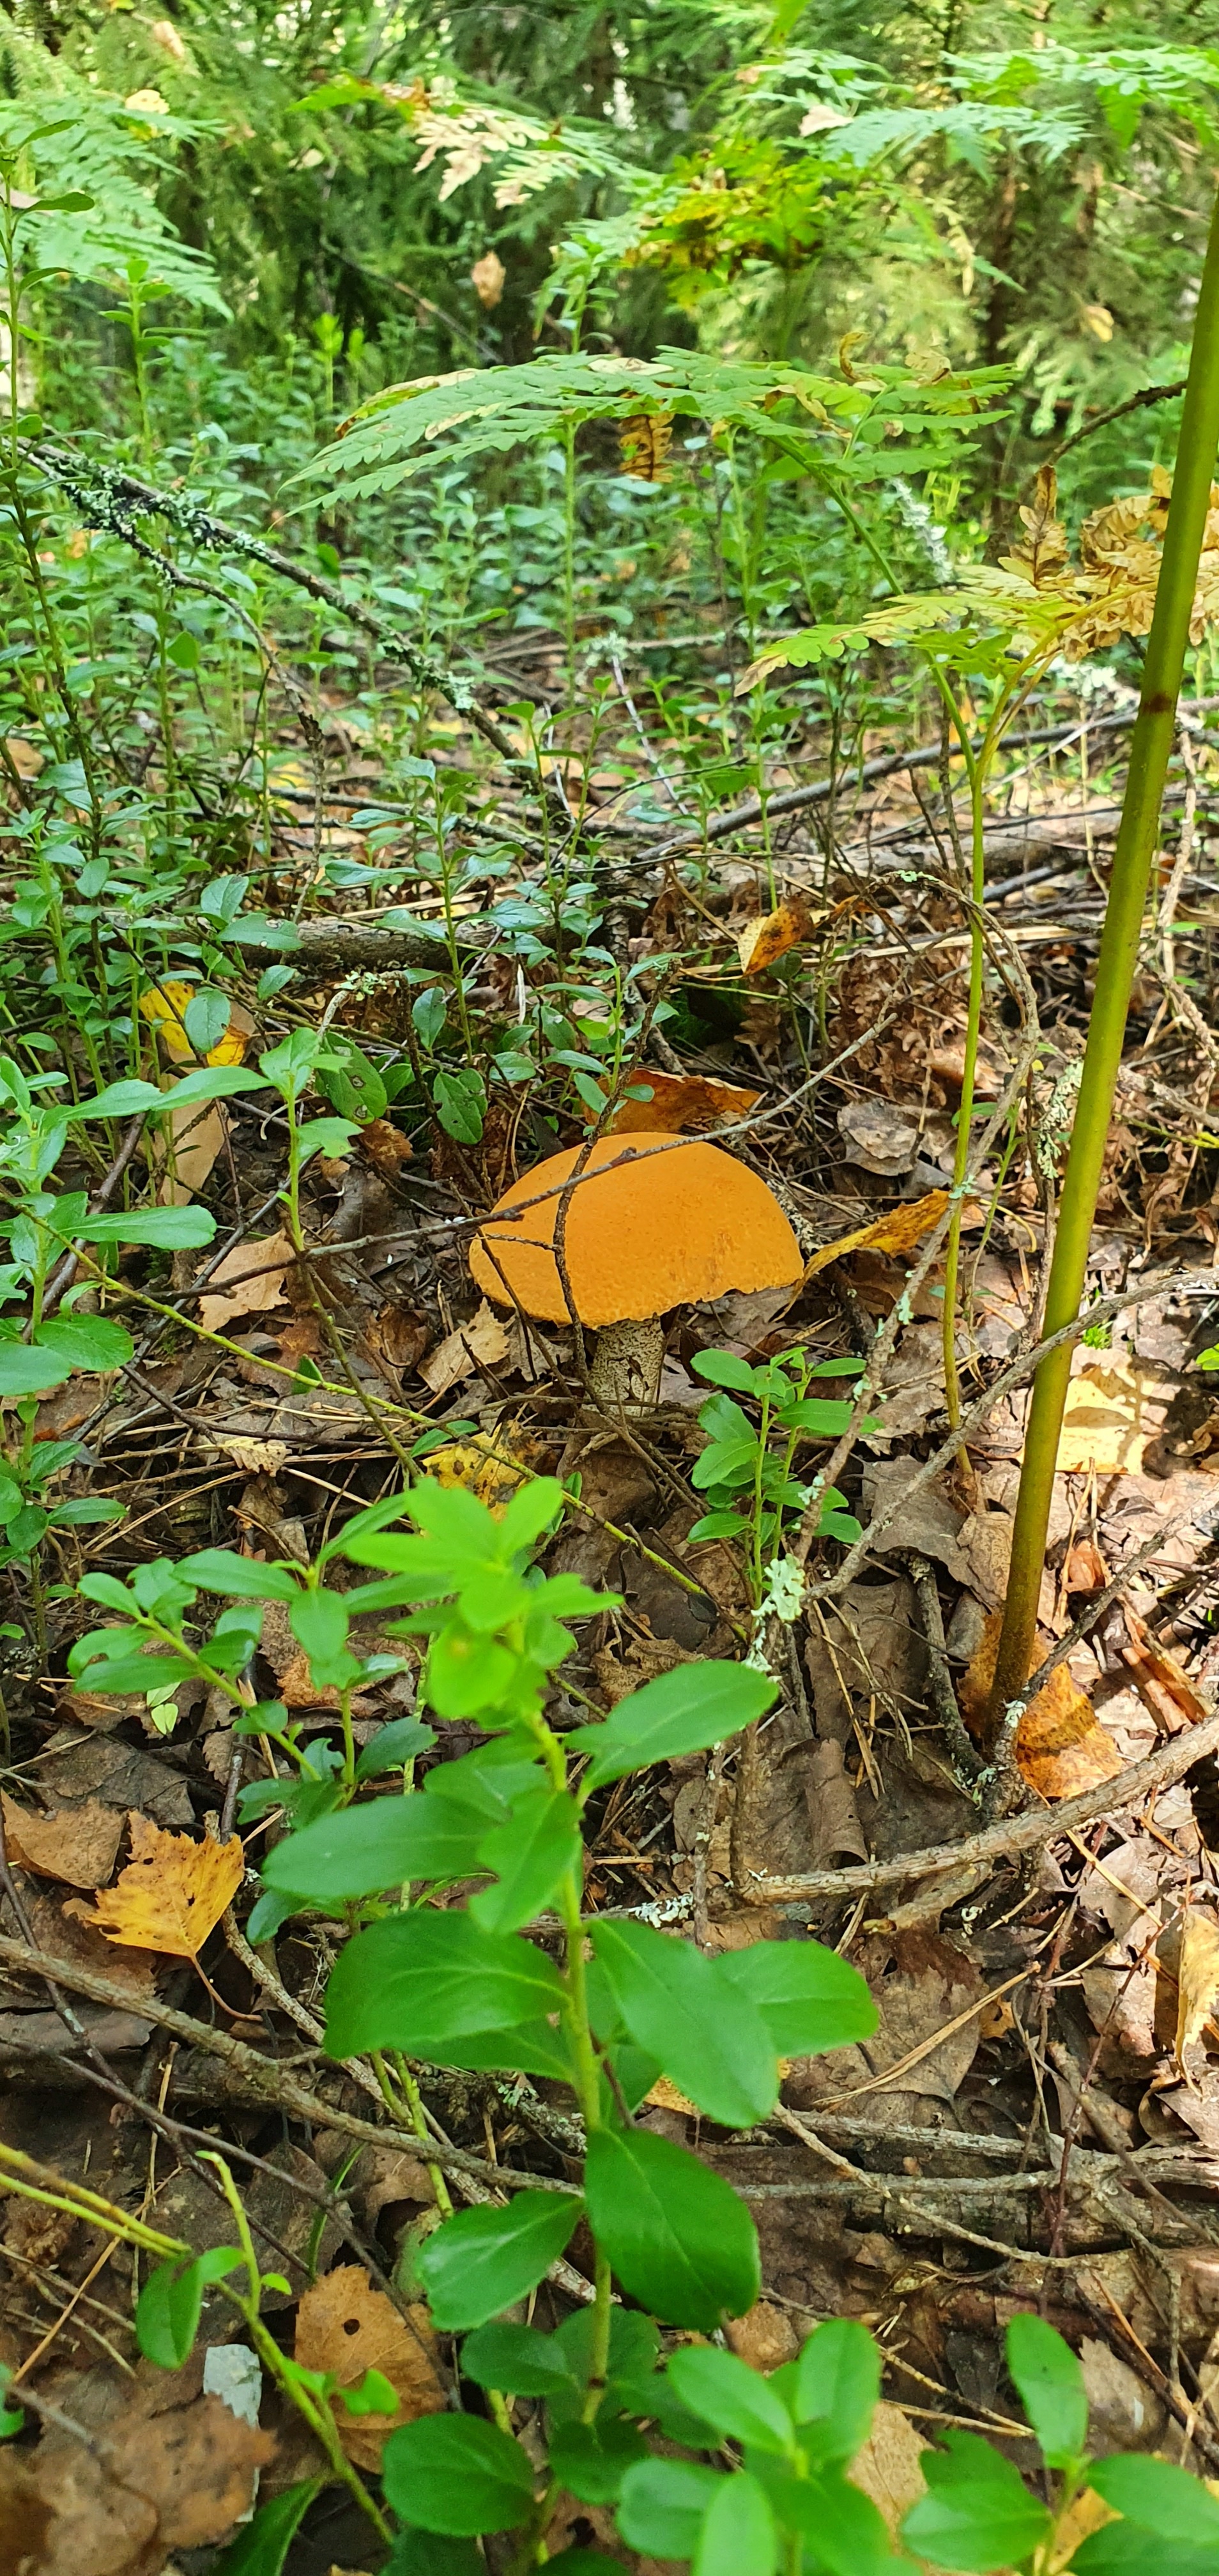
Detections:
986,187,1219,1738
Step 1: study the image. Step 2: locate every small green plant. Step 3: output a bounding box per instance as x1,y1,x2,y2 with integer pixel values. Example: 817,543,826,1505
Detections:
0,1054,237,1625
688,1344,865,1609
69,1470,1219,2570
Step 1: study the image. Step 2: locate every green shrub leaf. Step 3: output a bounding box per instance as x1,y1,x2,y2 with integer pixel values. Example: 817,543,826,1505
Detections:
584,2126,759,2328
322,1910,565,2060
381,2414,536,2534
570,1661,776,1789
1006,2312,1088,2465
590,1919,779,2127
415,2190,582,2329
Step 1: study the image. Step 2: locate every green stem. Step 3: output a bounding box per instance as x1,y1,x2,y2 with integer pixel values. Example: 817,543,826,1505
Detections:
548,1781,612,2420
204,2150,390,2543
987,184,1219,1736
940,730,986,1430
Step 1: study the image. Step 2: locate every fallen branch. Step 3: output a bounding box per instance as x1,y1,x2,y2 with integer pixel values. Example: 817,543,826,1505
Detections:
0,1933,578,2197
743,1703,1219,1905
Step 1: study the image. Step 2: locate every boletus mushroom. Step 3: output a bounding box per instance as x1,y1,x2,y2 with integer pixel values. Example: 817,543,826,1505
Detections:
469,1131,801,1411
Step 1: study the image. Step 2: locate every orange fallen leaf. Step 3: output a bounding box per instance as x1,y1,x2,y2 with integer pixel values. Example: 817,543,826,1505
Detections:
1,1793,125,1890
1119,1604,1210,1736
197,1230,294,1335
87,1814,243,1955
1063,1538,1107,1593
295,2264,444,2469
959,1613,1122,1800
805,1189,951,1277
738,898,818,976
600,1068,761,1135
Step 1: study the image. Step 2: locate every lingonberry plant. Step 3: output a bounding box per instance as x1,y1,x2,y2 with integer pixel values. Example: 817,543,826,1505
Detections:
687,1344,866,1611
68,1473,1219,2575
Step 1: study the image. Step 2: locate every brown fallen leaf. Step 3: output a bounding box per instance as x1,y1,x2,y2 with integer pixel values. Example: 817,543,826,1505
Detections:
848,2402,928,2538
805,1188,951,1277
738,897,818,976
724,2302,799,2371
358,1117,413,1176
1119,1603,1211,1735
0,2379,272,2574
958,1612,1123,1799
418,1298,510,1398
1175,1912,1219,2072
1,1792,125,1889
87,1815,243,1955
215,1435,291,1476
295,2264,444,2469
156,1098,226,1206
601,1068,761,1135
198,1230,294,1335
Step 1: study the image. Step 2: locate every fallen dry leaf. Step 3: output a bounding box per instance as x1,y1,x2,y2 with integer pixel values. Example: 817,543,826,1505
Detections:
805,1188,951,1277
959,1613,1122,1799
738,897,818,975
848,2402,927,2537
426,1422,549,1514
157,1098,226,1206
294,2264,444,2469
0,2379,272,2574
1176,1912,1219,2071
1,1791,125,1889
1119,1604,1211,1735
141,981,254,1065
1055,1357,1169,1475
724,2301,798,2370
4,733,42,779
216,1435,291,1476
88,1814,243,1955
198,1230,294,1335
601,1068,761,1135
418,1298,510,1397
358,1116,413,1176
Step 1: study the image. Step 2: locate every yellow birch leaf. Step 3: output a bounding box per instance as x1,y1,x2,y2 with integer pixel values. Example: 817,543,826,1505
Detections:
1176,1912,1219,2071
804,1189,951,1276
88,1814,243,1956
737,898,818,976
140,983,252,1066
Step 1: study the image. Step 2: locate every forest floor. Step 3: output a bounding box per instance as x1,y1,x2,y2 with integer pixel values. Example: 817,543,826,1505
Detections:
5,606,1219,2572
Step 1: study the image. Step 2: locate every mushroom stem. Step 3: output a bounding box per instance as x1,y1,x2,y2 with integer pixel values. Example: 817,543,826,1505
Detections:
588,1317,666,1414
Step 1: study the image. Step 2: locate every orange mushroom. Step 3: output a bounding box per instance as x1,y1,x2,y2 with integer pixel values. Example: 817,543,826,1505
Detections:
468,1132,801,1409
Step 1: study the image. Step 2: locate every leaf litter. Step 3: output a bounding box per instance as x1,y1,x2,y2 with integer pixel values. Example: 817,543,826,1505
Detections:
10,436,1219,2576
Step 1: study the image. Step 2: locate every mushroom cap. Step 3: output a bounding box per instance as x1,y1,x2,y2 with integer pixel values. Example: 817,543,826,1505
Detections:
468,1133,801,1326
